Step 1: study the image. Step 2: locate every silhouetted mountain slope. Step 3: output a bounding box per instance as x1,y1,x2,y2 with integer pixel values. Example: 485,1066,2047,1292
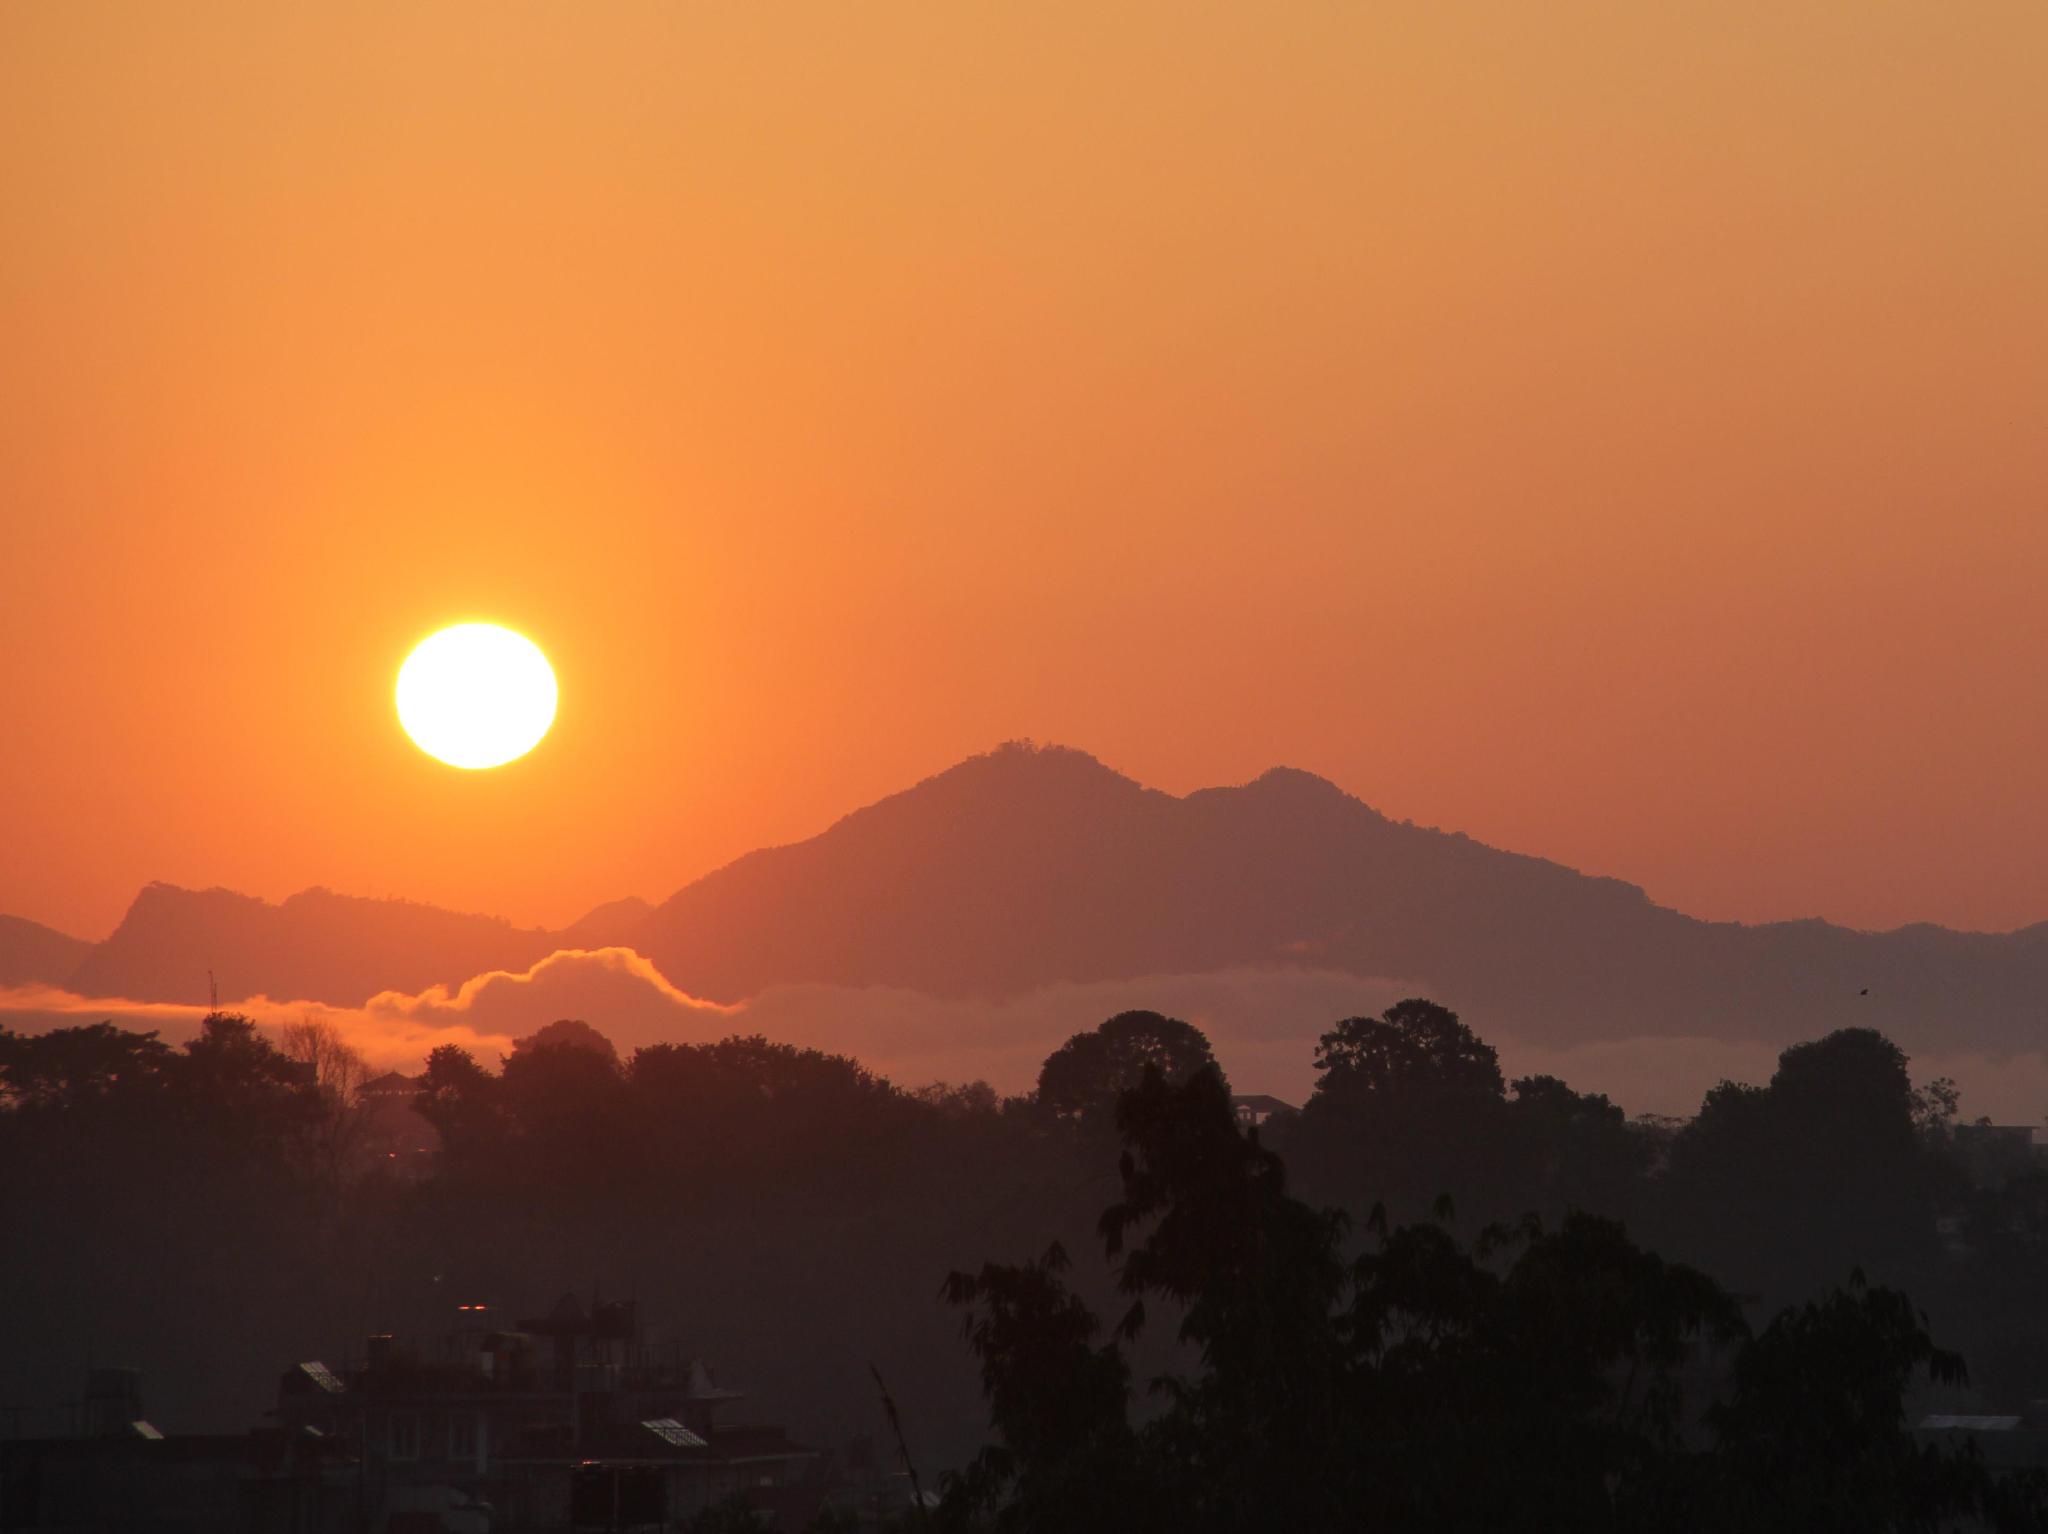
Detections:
634,743,2048,1054
65,883,558,1007
0,914,92,988
25,743,2048,1054
558,895,653,949
637,744,1667,1005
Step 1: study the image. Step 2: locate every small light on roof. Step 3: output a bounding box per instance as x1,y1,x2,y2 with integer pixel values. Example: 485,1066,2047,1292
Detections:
131,1421,164,1440
299,1362,345,1394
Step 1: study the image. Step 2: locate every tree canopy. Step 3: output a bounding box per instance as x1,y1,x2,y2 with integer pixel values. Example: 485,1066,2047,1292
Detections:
4,1000,2046,1529
1035,1011,1223,1123
942,1063,2046,1534
1310,997,1504,1109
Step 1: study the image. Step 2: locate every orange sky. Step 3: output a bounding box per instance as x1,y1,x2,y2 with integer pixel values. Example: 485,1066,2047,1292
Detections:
3,2,2046,942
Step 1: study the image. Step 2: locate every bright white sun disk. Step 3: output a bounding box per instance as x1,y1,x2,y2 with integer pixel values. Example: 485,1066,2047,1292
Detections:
396,623,557,769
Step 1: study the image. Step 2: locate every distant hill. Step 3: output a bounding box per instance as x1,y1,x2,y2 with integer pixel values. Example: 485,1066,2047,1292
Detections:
14,743,2048,1055
64,884,559,1007
0,914,93,988
557,895,654,950
632,743,2048,1055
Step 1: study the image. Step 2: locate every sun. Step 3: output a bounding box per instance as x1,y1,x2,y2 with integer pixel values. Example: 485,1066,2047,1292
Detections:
396,623,558,769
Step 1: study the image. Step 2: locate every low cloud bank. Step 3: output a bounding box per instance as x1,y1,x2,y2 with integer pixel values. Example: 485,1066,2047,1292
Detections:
0,952,1411,1095
4,948,2042,1122
0,983,522,1071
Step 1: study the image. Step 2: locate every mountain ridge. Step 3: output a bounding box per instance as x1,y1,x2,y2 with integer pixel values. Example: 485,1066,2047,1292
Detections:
65,880,559,1007
0,913,94,989
9,742,2048,1055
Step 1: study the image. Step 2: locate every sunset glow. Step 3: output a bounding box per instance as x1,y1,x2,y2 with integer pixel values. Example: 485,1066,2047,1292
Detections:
9,8,2048,1518
5,4,2047,939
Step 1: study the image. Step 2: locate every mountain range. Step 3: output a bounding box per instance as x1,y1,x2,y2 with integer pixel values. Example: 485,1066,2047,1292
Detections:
0,914,94,990
7,742,2046,1055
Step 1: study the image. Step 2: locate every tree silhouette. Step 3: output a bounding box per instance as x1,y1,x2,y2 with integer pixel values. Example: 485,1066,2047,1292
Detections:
1501,1073,1650,1221
0,1021,173,1110
1663,1028,1940,1299
499,1027,626,1186
1291,999,1511,1226
7,1003,2046,1530
1035,1011,1222,1123
1698,1277,1989,1532
1310,997,1504,1109
279,1015,374,1184
416,1041,505,1170
170,1012,321,1169
1098,1066,1350,1530
938,1244,1145,1533
511,1017,620,1064
943,1059,2032,1534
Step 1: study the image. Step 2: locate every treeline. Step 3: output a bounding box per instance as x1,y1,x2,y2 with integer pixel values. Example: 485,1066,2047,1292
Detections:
2,1002,2047,1526
940,1051,2041,1533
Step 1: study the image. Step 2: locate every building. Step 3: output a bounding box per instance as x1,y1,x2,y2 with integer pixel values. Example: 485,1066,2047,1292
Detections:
1,1299,829,1532
273,1294,821,1531
0,1369,356,1533
355,1072,440,1179
1230,1094,1296,1129
1917,1408,2048,1479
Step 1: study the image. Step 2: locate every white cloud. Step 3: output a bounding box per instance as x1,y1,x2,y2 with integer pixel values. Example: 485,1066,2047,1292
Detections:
0,983,518,1070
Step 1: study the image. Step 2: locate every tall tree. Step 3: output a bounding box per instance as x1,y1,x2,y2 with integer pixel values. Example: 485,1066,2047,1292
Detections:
280,1015,374,1184
1035,1011,1222,1123
1663,1029,1940,1299
0,1022,173,1111
1310,997,1504,1110
511,1017,620,1065
939,1244,1147,1533
1293,998,1510,1225
415,1042,505,1170
1698,1277,1987,1533
170,1012,320,1167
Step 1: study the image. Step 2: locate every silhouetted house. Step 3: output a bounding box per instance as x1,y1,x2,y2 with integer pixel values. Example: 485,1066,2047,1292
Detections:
1917,1409,2048,1477
1231,1094,1295,1129
274,1294,820,1531
360,1071,419,1101
0,1369,354,1532
356,1071,440,1177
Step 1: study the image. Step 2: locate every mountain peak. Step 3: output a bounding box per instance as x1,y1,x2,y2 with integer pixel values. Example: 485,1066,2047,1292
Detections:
1242,765,1365,804
71,880,557,1007
814,741,1165,843
130,880,261,910
937,740,1153,796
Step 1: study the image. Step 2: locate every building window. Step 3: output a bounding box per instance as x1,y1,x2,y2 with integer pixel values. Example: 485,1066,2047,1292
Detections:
449,1413,477,1462
388,1411,420,1461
